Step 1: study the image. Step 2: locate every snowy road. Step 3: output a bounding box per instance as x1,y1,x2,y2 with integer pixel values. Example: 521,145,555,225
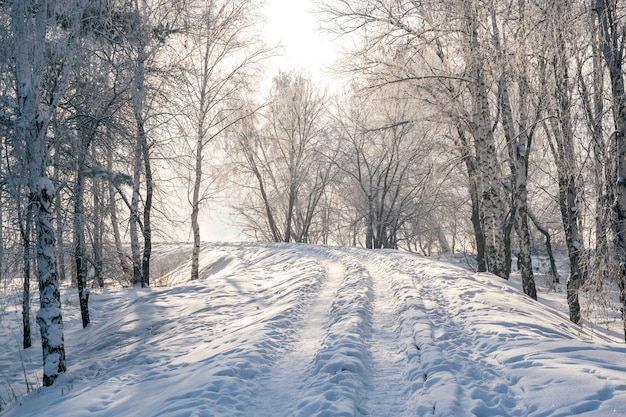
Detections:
3,243,626,416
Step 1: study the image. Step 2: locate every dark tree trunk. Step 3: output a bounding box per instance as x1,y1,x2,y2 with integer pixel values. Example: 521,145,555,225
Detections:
456,128,487,272
130,137,143,287
528,209,561,284
495,38,537,298
107,143,132,281
74,167,90,328
543,0,585,324
595,0,626,340
91,170,104,289
561,176,584,324
140,121,152,288
21,202,33,349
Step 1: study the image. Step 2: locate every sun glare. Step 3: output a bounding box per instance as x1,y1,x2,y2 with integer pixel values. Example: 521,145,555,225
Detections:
263,0,336,77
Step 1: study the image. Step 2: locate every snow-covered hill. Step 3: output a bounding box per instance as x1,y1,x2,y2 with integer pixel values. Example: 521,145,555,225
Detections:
2,243,626,416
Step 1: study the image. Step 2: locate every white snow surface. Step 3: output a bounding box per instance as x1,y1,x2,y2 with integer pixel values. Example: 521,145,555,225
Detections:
3,242,626,416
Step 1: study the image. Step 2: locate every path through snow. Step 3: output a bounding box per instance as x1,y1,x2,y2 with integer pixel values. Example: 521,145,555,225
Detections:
3,243,626,416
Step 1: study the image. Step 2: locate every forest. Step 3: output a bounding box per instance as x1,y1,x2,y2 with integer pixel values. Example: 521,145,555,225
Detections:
2,0,626,388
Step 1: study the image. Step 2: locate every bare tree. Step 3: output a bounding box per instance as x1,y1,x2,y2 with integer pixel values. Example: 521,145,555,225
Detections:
579,3,613,291
320,0,512,277
108,0,186,287
171,0,267,280
490,1,543,299
594,0,626,339
234,72,331,243
332,88,435,249
10,0,87,386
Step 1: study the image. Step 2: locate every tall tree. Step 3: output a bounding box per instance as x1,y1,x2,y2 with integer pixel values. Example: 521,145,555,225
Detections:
461,0,510,279
594,0,626,339
320,0,512,278
332,88,435,249
234,72,331,243
115,0,185,287
10,0,86,386
173,0,267,280
490,1,541,299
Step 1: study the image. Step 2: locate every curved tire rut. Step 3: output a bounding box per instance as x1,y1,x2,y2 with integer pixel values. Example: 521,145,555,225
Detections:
390,253,526,416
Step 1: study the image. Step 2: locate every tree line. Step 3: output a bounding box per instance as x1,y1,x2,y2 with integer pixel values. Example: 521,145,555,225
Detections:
315,0,626,340
3,0,626,388
0,0,268,387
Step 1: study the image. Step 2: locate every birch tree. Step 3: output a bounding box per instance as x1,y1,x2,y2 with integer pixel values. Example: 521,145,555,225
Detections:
172,0,267,280
10,0,86,386
460,1,510,279
114,0,184,287
63,41,124,326
579,3,613,290
537,0,587,323
490,1,542,299
321,0,512,278
594,0,626,339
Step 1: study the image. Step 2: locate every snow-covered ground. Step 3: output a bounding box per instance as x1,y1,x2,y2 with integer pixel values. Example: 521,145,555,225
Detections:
2,243,626,416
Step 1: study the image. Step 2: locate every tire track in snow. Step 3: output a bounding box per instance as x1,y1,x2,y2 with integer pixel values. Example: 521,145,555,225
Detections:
147,244,326,417
244,251,346,416
356,250,424,417
388,254,525,416
290,250,373,417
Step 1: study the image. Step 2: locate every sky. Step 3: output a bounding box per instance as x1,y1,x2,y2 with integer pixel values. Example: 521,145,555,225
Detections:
198,0,338,242
263,0,338,80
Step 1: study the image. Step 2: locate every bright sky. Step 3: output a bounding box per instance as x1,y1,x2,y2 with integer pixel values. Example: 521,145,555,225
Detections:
200,1,339,242
263,0,337,79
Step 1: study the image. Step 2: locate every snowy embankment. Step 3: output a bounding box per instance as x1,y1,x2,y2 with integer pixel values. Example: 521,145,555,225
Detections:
2,243,626,416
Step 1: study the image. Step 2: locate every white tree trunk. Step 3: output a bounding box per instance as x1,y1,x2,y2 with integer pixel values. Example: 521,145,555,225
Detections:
11,0,82,385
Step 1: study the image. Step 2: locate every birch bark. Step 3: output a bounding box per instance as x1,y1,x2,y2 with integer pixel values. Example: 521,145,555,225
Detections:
10,0,83,386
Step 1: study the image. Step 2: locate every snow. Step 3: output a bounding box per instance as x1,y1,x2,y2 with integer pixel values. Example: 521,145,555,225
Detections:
2,242,626,416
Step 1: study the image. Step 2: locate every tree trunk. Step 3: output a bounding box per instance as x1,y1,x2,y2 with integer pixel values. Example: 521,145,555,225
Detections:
93,177,104,288
244,145,282,242
545,1,584,324
528,209,561,284
560,175,584,325
140,121,152,288
21,202,33,349
455,128,486,272
0,195,3,287
33,179,66,386
55,192,67,283
490,1,537,298
107,143,132,281
496,71,537,298
579,22,611,288
190,136,203,281
11,0,81,385
595,0,626,340
366,195,374,249
465,1,508,279
74,165,90,328
130,137,143,287
130,28,152,288
284,182,297,243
